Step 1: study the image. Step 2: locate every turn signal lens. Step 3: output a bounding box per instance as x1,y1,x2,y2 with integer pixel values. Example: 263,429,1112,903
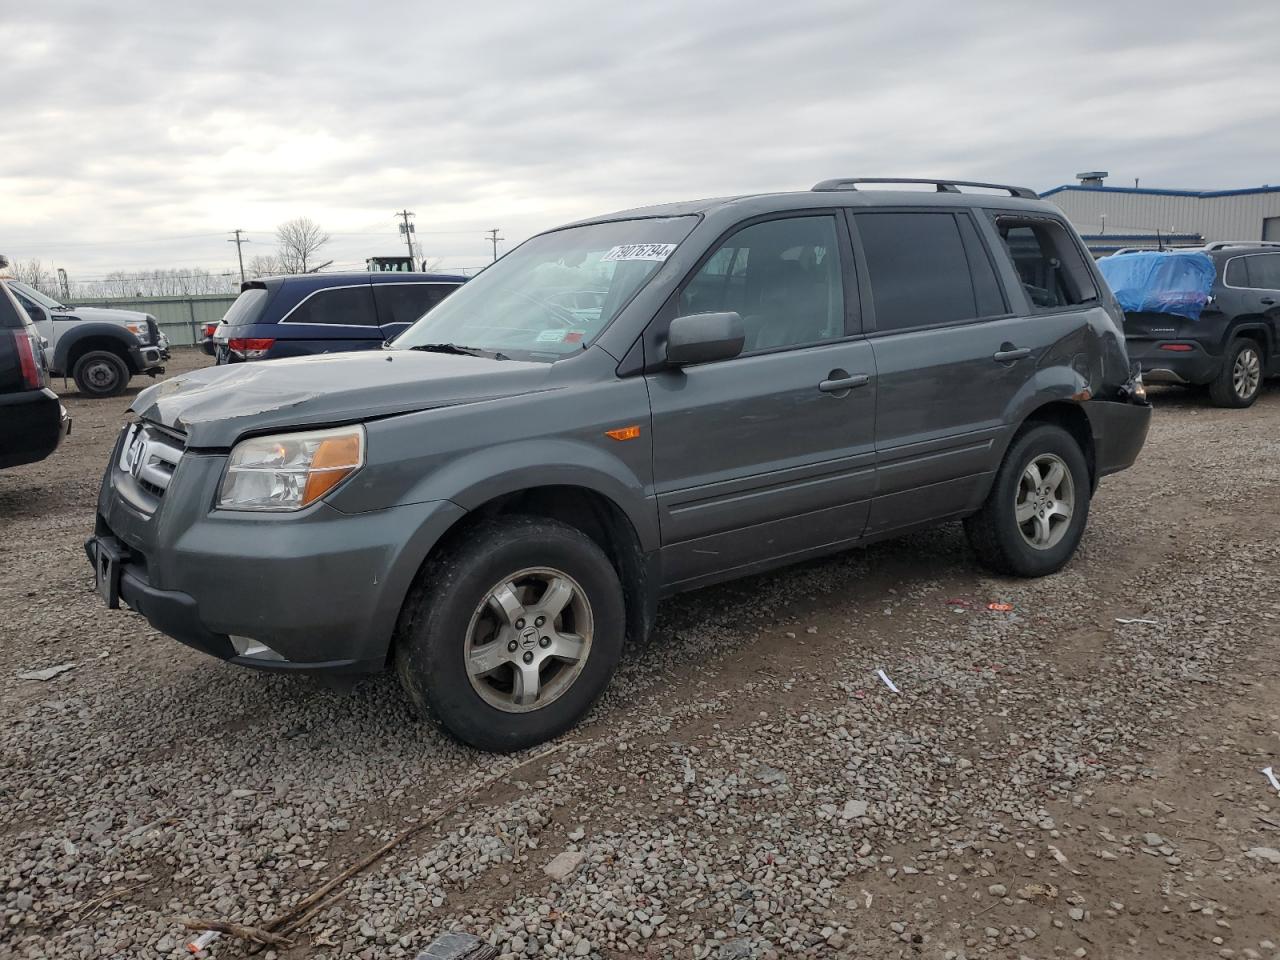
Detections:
218,425,365,511
605,425,642,441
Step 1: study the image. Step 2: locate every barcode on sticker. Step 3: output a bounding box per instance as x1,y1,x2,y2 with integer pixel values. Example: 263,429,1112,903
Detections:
601,243,677,263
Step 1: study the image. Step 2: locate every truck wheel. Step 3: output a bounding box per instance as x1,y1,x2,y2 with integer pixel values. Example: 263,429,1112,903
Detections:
72,350,130,398
395,517,625,752
964,423,1091,578
1208,338,1263,408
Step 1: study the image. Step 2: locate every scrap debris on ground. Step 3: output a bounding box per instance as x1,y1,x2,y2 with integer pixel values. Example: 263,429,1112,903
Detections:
2,352,1279,959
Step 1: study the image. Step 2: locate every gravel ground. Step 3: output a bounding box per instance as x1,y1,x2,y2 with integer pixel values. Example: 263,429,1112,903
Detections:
3,352,1280,960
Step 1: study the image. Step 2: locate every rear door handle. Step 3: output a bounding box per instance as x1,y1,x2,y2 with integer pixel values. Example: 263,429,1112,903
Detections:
819,374,870,393
993,347,1031,362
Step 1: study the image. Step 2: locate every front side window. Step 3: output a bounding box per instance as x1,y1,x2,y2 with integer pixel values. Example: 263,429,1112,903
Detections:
856,211,981,331
286,286,379,326
1244,253,1280,290
395,216,697,361
679,215,845,352
994,217,1097,310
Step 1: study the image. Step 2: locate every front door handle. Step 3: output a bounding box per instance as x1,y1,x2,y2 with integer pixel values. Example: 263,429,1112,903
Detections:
993,347,1031,362
819,373,870,393
1262,297,1276,305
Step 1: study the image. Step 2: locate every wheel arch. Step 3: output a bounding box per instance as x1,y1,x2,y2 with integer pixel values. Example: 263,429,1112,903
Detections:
388,483,656,668
1225,320,1272,360
1013,400,1097,491
56,325,139,375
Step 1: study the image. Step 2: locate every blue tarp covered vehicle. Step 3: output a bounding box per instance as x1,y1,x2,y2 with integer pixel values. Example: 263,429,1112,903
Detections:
1096,250,1216,321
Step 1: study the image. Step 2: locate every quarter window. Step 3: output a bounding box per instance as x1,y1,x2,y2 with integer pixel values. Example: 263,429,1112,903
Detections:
679,216,845,353
1225,258,1249,287
373,283,458,326
855,212,986,331
287,286,379,326
994,217,1097,310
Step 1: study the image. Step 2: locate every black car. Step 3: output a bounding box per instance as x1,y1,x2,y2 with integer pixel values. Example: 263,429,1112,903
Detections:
212,272,467,363
0,272,70,469
1120,241,1280,407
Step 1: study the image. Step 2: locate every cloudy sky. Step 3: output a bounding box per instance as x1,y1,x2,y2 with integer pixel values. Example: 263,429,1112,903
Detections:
3,0,1278,283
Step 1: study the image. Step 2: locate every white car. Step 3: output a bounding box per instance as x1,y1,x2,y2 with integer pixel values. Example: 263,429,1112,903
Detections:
6,281,167,398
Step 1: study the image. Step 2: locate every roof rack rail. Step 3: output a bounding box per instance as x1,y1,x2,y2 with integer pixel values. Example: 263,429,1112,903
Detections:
811,177,1039,200
1201,240,1280,252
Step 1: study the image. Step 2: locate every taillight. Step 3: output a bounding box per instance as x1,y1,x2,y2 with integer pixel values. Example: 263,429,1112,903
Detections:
14,331,43,389
204,323,219,338
228,337,275,360
1159,343,1194,352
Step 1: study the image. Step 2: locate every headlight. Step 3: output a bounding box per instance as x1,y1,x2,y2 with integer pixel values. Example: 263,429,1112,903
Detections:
218,425,365,511
125,322,149,341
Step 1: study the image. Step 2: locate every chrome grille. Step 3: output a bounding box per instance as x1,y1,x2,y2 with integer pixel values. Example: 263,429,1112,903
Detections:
118,422,185,499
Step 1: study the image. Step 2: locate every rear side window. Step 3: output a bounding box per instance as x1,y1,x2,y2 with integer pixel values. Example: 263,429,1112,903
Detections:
373,283,457,326
1224,258,1248,286
855,212,986,332
223,288,270,326
993,217,1097,310
285,286,379,326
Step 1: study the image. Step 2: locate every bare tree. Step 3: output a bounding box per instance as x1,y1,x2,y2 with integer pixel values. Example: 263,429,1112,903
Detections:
275,217,330,274
247,254,285,279
11,258,56,295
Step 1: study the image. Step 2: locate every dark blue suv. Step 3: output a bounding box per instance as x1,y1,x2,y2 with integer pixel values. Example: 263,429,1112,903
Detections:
213,272,467,363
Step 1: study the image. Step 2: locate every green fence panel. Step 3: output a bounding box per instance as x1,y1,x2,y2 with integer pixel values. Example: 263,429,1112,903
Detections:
71,295,238,346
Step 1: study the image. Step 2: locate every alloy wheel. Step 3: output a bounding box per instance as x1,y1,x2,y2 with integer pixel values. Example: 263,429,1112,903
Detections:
463,567,593,713
1015,453,1075,550
1233,346,1261,401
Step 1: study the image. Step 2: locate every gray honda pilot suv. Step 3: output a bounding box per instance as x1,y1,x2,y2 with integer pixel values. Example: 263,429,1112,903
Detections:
88,178,1151,751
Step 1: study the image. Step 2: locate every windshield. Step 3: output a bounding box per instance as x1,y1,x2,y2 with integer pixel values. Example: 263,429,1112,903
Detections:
9,280,65,310
394,216,697,360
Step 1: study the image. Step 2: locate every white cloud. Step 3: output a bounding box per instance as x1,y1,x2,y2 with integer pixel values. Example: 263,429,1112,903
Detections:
3,0,1278,278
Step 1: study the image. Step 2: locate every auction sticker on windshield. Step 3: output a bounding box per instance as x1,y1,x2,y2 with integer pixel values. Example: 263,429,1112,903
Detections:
601,243,677,262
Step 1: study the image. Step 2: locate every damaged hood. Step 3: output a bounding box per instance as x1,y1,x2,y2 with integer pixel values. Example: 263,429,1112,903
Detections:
131,349,554,448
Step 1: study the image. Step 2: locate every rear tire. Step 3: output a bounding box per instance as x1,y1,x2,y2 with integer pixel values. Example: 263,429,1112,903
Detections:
1209,338,1263,408
395,517,625,752
964,423,1091,577
72,350,130,398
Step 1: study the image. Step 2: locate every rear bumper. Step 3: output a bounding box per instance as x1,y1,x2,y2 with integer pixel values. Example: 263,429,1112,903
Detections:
1085,397,1152,479
1125,338,1220,385
0,388,69,469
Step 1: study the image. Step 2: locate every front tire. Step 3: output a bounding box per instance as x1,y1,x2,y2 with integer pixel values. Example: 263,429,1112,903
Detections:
395,517,625,752
72,350,130,398
1208,338,1263,408
964,423,1091,577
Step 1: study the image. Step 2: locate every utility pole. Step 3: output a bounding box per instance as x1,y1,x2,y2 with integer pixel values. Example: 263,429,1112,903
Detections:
56,267,70,301
486,228,504,262
396,210,416,262
228,229,249,284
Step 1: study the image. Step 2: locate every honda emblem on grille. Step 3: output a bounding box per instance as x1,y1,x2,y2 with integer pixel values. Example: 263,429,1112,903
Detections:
125,432,150,477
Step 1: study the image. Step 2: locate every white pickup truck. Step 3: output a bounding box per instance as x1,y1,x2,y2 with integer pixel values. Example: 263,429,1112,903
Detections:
6,281,168,398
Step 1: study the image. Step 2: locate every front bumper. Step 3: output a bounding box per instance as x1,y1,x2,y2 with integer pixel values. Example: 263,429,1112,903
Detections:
89,430,466,674
1125,338,1220,386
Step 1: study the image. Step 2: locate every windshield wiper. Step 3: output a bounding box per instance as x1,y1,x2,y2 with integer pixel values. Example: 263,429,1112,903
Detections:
407,342,509,360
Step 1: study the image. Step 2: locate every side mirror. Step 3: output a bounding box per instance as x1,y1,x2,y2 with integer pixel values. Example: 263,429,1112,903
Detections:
665,311,745,366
